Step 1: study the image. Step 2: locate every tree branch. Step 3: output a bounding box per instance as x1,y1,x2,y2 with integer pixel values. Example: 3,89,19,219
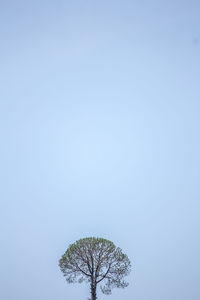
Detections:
96,263,112,283
74,262,91,277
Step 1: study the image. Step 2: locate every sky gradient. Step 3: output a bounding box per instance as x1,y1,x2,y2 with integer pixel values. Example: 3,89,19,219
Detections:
1,1,200,300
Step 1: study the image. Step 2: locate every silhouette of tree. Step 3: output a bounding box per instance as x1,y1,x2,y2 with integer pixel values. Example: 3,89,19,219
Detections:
59,237,131,300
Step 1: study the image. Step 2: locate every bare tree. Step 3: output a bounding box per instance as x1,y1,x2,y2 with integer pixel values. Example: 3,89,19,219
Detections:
59,237,131,300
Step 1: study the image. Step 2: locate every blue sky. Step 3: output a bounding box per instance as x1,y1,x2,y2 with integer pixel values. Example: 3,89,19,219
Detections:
0,1,200,299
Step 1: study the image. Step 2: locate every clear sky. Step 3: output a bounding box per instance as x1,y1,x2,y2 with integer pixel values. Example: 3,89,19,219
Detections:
0,1,200,299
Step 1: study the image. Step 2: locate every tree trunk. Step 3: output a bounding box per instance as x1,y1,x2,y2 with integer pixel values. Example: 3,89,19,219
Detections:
90,282,97,300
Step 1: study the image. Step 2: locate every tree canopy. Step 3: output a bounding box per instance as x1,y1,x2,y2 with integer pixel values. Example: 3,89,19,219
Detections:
59,237,131,300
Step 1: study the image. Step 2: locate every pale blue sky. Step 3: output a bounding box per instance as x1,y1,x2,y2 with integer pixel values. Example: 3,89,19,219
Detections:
0,1,200,299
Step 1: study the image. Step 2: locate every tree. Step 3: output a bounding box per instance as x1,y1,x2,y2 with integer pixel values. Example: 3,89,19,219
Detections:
59,237,131,300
